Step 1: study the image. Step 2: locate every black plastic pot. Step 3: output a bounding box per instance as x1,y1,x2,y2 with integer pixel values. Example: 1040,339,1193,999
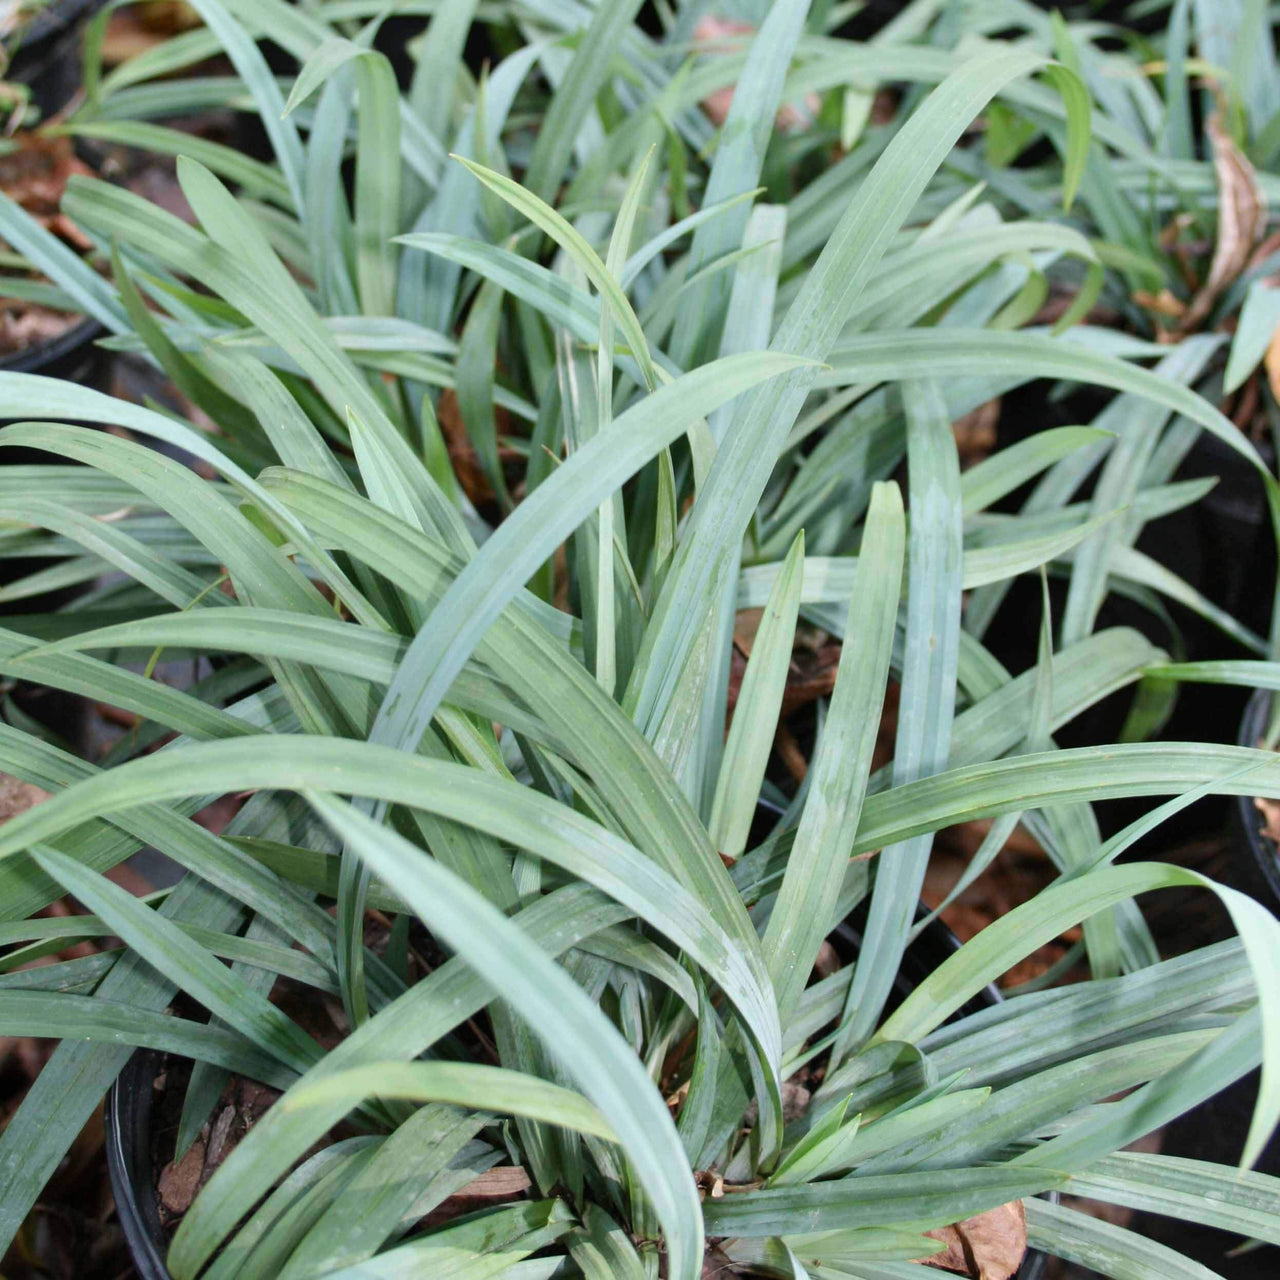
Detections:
1134,1065,1280,1278
0,314,110,749
1177,431,1277,647
1119,688,1280,1276
7,0,106,118
0,312,109,557
106,1049,169,1280
1233,688,1280,914
0,313,107,449
0,305,103,380
107,907,1047,1280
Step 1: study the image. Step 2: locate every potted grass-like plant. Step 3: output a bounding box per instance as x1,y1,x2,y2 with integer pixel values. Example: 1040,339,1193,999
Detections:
896,0,1280,674
1,3,1280,1278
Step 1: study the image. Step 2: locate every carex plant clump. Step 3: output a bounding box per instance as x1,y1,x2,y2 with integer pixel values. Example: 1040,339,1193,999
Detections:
0,1,1277,1277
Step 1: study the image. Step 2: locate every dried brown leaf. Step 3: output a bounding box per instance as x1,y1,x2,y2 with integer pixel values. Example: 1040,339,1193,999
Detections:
923,1199,1027,1279
454,1165,532,1200
1180,115,1266,334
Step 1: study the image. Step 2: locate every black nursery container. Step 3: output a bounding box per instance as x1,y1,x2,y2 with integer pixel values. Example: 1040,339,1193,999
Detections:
0,0,111,407
0,283,111,751
107,909,1047,1280
0,0,111,437
6,0,106,118
0,312,111,556
106,1050,170,1280
0,308,106,407
1121,687,1280,1278
1233,688,1280,914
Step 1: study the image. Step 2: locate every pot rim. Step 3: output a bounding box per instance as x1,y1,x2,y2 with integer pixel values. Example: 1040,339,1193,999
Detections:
1237,689,1280,911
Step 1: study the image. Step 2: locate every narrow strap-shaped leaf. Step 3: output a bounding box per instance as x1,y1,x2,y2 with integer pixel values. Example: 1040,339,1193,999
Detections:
521,0,645,204
874,858,1280,1166
1064,1151,1280,1246
456,277,511,509
764,481,905,1021
280,1110,492,1279
0,990,295,1088
199,345,354,493
76,163,466,553
1059,337,1220,647
30,846,325,1075
397,40,544,333
0,874,238,1257
254,473,779,978
407,0,479,136
0,735,780,1078
818,329,1268,482
1226,279,1280,393
0,193,127,332
0,386,381,633
676,979,723,1162
183,0,306,213
453,157,658,390
108,245,267,454
282,34,404,315
1025,1193,1228,1280
320,1199,573,1279
177,908,303,1162
960,426,1112,515
66,120,293,207
869,1032,1216,1176
0,422,369,737
304,63,360,315
282,1061,615,1139
568,1203,647,1280
1144,659,1280,691
1160,0,1195,159
363,354,810,952
709,531,803,861
0,497,220,612
835,379,963,1057
701,1165,1063,1237
592,149,653,695
668,0,810,369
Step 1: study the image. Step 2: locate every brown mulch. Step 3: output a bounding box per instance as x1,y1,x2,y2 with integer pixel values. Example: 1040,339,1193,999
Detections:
0,133,94,355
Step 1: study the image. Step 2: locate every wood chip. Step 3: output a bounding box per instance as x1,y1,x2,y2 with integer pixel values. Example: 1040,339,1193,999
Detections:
0,773,49,824
774,724,808,784
1255,795,1280,845
157,1135,207,1215
204,1104,236,1170
923,1199,1027,1279
813,940,841,980
1133,287,1187,321
953,399,1000,470
781,1081,811,1123
693,17,819,132
1264,320,1280,411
